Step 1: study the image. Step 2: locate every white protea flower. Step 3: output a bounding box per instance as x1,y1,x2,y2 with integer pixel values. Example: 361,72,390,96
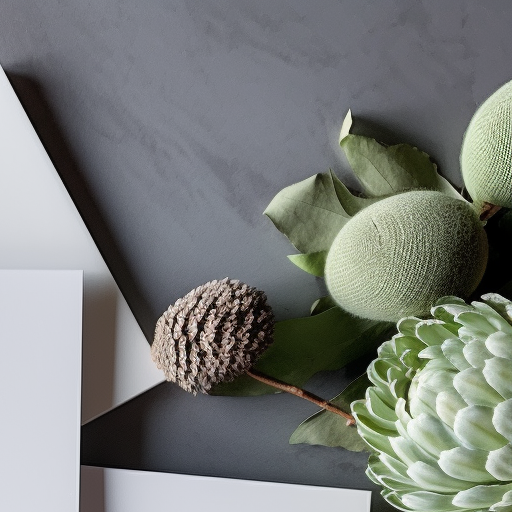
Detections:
351,293,512,512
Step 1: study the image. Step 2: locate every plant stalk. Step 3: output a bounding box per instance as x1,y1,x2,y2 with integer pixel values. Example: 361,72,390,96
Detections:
480,202,502,221
246,369,356,426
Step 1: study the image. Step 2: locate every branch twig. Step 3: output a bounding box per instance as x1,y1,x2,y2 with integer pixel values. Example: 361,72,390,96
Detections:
480,202,502,222
246,369,356,426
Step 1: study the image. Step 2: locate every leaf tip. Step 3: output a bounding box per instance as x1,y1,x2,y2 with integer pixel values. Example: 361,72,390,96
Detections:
339,109,353,144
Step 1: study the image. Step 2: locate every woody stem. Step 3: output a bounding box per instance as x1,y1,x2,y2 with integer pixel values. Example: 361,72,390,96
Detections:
480,202,502,221
246,369,356,426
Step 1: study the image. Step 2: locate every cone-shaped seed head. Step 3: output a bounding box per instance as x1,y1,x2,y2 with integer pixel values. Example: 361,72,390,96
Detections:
151,278,274,394
461,79,512,208
325,191,488,322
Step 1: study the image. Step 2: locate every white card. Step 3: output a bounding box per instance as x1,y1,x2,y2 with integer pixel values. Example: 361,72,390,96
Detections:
0,66,164,423
0,270,82,511
80,466,372,512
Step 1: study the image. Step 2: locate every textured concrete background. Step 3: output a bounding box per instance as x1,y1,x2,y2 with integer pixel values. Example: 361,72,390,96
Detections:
2,2,512,510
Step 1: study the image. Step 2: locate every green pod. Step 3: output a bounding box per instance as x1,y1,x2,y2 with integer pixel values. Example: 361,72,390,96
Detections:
461,79,512,209
325,191,488,322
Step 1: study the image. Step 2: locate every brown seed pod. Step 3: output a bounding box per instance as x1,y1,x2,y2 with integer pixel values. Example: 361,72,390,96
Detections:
151,278,274,395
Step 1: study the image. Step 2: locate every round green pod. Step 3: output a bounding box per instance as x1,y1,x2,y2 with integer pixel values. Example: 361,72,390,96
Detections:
460,79,512,208
324,190,488,322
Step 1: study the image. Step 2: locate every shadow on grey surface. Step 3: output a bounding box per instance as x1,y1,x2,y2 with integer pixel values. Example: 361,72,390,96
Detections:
81,379,396,512
371,493,399,512
80,466,106,512
350,115,424,150
5,71,155,343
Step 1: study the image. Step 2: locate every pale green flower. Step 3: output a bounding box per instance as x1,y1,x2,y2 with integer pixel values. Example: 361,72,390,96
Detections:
351,293,512,512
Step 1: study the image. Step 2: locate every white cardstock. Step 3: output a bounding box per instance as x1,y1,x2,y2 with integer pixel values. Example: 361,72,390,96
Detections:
0,270,82,511
80,466,372,512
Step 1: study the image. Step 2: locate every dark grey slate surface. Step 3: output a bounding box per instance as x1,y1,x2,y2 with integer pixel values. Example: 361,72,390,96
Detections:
2,2,512,511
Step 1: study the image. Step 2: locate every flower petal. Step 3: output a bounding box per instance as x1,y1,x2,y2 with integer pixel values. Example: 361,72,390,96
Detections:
438,446,496,483
401,490,458,511
442,338,471,371
416,321,456,346
410,368,456,418
486,331,512,360
472,301,512,333
389,434,436,467
352,400,397,453
397,317,422,337
452,483,512,509
407,461,474,493
400,349,422,370
418,344,445,361
432,298,472,325
487,445,512,481
482,293,512,326
367,454,414,492
393,334,424,355
484,357,512,399
456,311,499,337
381,490,414,512
491,501,512,511
367,361,399,405
453,367,504,406
454,405,508,450
365,388,398,429
377,339,397,359
493,399,512,442
436,389,467,428
463,339,493,368
407,413,459,457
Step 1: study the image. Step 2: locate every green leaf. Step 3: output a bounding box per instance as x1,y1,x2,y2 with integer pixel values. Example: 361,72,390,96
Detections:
264,172,350,253
340,134,463,200
335,111,381,216
310,296,337,315
330,170,381,216
288,251,327,277
289,374,370,451
211,308,394,396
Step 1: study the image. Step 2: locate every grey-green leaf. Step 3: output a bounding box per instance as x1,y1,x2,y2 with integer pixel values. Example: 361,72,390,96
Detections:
211,308,393,396
310,296,338,315
339,109,353,143
289,375,370,451
330,170,381,216
264,172,350,253
288,251,327,277
340,134,463,200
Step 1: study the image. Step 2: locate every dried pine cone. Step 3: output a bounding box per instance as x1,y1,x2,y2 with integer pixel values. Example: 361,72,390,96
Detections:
151,278,274,394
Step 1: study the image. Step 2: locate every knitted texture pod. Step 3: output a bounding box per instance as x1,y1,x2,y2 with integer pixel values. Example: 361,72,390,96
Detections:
325,191,488,322
351,294,512,512
461,79,512,208
151,278,274,394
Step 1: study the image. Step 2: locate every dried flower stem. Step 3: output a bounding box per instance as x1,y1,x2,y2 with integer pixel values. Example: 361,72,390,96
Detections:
246,369,356,426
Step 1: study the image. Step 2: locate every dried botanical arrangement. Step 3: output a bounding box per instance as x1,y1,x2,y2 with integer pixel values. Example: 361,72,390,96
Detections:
152,79,512,512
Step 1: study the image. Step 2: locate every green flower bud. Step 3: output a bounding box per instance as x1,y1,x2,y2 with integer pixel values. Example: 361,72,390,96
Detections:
325,191,488,322
351,293,512,512
461,79,512,209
